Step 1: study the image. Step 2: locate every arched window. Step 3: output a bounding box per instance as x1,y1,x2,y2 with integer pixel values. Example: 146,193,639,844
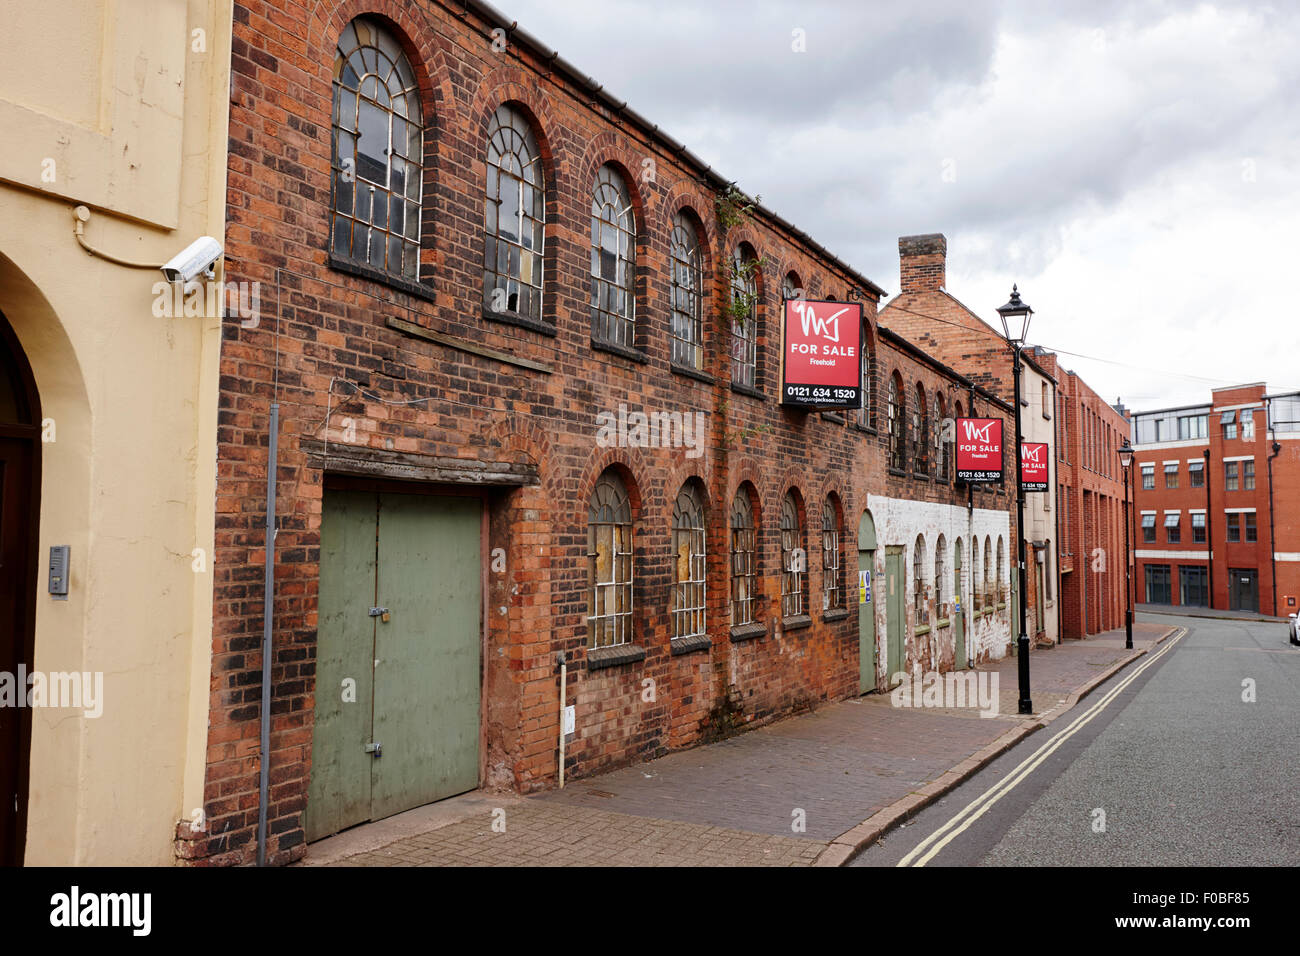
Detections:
730,486,758,626
934,393,948,481
588,470,632,647
669,211,704,370
821,495,842,611
934,534,948,622
971,537,982,610
782,271,802,300
780,491,805,617
485,104,545,320
331,18,423,280
730,245,758,389
913,383,928,475
888,372,904,470
671,483,707,640
984,537,994,607
913,534,928,625
859,328,875,429
590,164,636,348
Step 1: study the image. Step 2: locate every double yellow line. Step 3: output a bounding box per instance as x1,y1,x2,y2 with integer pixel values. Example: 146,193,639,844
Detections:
897,628,1187,867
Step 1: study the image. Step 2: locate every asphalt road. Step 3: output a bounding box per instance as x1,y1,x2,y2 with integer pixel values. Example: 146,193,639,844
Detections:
851,613,1300,867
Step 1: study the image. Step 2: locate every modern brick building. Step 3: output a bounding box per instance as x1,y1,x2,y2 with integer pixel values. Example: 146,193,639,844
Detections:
1130,383,1300,616
1032,352,1131,639
878,235,1061,646
184,0,1020,865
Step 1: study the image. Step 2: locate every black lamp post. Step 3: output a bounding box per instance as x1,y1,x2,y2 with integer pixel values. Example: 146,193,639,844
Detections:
996,285,1033,715
1118,441,1134,649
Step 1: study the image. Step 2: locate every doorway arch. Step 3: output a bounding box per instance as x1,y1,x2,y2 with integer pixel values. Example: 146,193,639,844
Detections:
0,308,41,865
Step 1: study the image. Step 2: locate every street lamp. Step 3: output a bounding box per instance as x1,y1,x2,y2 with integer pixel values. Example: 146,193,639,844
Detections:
996,285,1034,715
1118,441,1134,649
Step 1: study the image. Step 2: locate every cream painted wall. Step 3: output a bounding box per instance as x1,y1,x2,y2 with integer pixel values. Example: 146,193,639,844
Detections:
0,0,230,864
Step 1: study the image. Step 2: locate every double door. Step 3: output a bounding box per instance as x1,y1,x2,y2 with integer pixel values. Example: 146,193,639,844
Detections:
304,489,482,841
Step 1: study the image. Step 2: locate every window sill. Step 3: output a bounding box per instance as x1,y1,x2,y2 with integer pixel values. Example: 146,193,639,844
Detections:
914,624,931,636
329,254,437,304
482,306,558,337
730,381,764,401
591,337,649,364
820,411,845,424
997,602,1006,610
671,363,714,386
670,634,712,657
936,618,950,629
587,643,647,670
853,423,878,436
730,622,766,643
782,613,813,632
823,607,850,623
888,467,908,478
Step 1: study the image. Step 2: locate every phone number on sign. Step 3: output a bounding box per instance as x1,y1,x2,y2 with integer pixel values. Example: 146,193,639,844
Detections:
784,386,858,402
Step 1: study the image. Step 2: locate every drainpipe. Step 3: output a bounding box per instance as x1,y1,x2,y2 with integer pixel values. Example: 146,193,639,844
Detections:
257,401,280,867
557,652,567,789
1267,423,1281,616
1203,448,1214,610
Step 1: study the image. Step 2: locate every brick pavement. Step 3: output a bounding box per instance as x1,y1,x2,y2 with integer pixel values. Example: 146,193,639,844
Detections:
315,623,1173,867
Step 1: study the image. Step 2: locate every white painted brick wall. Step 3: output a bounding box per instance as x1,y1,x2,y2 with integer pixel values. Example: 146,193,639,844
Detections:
864,494,1013,685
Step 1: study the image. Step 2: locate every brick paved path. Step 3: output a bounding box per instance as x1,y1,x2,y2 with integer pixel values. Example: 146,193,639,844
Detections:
317,623,1171,867
327,802,824,867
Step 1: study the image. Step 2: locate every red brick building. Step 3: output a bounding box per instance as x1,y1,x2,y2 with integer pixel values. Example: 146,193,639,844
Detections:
878,235,1063,646
1130,383,1300,616
1033,353,1130,639
185,0,1019,864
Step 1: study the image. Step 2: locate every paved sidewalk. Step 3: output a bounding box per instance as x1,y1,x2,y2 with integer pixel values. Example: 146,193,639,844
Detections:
308,621,1175,867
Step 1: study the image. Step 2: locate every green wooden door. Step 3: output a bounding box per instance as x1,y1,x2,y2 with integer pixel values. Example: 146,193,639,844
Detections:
305,490,378,841
885,546,905,685
371,492,481,818
857,511,877,694
953,540,965,669
306,490,482,842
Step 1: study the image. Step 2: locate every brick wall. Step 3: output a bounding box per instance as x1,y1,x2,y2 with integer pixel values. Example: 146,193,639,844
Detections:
182,0,1016,865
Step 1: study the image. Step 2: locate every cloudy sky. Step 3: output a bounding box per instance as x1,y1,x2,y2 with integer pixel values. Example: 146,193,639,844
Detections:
499,0,1299,410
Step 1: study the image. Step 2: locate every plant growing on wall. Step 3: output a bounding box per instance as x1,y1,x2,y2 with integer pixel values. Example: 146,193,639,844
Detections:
715,184,759,233
724,254,767,332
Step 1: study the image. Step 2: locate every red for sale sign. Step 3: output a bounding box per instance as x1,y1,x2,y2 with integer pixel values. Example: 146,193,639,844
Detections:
1020,441,1049,491
955,417,1003,483
780,300,862,409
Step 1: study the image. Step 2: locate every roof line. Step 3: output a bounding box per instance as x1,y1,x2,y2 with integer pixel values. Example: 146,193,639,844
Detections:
459,0,887,298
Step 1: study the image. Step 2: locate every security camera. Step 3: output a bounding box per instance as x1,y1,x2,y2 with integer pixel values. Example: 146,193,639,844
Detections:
161,236,223,283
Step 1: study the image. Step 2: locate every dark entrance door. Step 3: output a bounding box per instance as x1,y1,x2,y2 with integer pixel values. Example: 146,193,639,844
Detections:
1229,568,1258,613
0,311,40,866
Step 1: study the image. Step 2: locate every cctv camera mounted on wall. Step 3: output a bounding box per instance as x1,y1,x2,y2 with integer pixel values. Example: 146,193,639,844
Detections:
161,237,223,283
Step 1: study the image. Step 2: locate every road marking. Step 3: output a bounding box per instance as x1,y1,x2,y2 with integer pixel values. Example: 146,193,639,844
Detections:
897,628,1188,867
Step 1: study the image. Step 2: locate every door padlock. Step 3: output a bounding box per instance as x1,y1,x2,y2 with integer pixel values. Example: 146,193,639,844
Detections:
368,606,391,623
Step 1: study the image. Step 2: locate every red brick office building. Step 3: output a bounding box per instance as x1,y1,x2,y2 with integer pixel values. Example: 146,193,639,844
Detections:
1130,383,1300,616
183,0,1019,865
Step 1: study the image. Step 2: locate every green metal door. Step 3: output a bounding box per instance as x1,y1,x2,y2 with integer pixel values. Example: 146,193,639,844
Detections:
953,540,965,669
372,492,481,818
305,490,378,841
886,546,905,685
856,511,877,694
306,490,482,842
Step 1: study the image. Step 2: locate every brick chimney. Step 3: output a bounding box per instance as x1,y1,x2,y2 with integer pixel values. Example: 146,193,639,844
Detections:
898,233,947,294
